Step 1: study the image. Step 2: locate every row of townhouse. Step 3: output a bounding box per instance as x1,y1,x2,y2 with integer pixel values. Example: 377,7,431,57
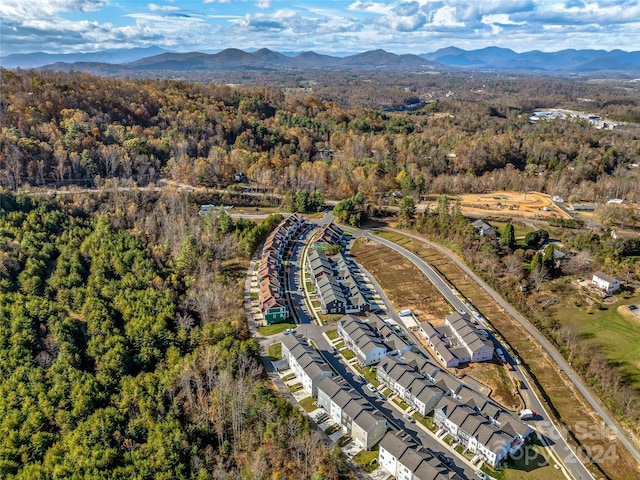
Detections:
338,314,413,366
378,432,463,480
280,334,387,449
376,353,445,416
420,312,494,368
313,222,344,247
434,396,532,468
281,333,333,397
316,376,387,449
258,214,305,324
307,247,370,314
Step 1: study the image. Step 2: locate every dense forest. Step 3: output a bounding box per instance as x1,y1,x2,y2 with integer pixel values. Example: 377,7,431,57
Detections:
0,190,348,479
1,69,639,205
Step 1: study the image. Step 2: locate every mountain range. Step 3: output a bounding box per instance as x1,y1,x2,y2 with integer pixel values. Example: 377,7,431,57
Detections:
2,46,639,74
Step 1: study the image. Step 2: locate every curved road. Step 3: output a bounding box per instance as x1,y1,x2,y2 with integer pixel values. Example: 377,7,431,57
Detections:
384,227,640,469
339,224,596,480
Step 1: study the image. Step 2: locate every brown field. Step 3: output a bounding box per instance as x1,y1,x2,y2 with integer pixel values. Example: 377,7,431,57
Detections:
375,229,640,480
350,238,451,322
454,191,572,220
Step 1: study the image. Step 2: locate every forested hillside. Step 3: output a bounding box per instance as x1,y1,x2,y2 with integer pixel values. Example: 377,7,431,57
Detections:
1,69,639,204
0,191,346,479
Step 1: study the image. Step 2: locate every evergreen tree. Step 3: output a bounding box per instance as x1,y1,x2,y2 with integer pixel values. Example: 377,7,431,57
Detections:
503,222,516,250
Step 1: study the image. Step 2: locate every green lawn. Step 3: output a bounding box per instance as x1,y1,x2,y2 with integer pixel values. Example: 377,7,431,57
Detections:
550,294,640,391
325,328,339,341
324,424,340,435
354,364,380,387
340,348,355,361
267,342,282,361
250,292,258,300
391,397,409,410
353,446,379,473
298,396,317,412
288,383,303,393
257,322,296,336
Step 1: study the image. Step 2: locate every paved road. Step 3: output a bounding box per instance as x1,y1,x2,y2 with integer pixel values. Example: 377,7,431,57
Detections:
335,224,596,480
386,228,640,469
281,221,476,479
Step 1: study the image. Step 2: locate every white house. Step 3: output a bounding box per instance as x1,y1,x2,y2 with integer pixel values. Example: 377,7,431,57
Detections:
378,432,461,480
281,334,332,396
338,315,387,366
592,271,621,294
316,377,386,449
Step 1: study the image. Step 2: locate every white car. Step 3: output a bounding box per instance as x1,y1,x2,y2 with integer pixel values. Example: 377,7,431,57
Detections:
403,414,415,423
366,383,376,392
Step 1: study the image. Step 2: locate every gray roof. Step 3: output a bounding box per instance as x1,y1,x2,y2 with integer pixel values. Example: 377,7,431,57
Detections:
379,431,414,459
353,407,385,432
317,376,343,398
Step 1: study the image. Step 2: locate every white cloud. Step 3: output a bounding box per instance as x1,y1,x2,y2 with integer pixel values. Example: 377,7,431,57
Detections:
255,0,270,9
0,0,108,19
148,3,181,12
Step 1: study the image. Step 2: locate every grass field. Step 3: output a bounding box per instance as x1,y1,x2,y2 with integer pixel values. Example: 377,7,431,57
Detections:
267,342,281,361
371,229,640,480
353,447,379,473
257,322,296,336
298,396,317,413
550,294,640,392
325,328,339,341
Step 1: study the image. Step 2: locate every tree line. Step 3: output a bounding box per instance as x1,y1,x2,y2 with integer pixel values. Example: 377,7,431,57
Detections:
0,189,350,480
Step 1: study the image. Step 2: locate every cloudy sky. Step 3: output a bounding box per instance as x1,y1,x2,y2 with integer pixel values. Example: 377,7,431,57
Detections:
1,0,639,56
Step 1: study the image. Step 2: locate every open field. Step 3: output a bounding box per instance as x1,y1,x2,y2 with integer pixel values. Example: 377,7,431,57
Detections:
452,191,572,220
549,291,640,393
375,229,640,480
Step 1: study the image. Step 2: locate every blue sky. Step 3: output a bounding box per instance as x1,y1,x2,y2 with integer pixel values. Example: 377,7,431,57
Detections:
1,0,639,56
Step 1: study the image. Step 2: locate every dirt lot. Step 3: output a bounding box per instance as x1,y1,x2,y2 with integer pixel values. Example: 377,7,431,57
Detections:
453,191,572,220
350,238,451,322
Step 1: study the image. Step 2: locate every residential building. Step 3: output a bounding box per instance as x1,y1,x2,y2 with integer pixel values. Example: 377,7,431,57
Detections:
376,355,445,416
378,432,462,480
307,248,370,314
419,313,493,367
257,215,305,324
338,315,388,366
316,377,386,449
592,271,621,294
281,334,332,397
434,396,532,468
471,219,495,236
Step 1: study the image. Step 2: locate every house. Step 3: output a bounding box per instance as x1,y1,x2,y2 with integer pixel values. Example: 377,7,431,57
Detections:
378,432,461,480
592,271,621,294
434,396,532,468
419,313,493,367
314,222,343,246
281,334,332,396
471,219,495,236
307,247,370,314
316,377,386,449
376,356,444,416
338,315,388,366
257,215,305,325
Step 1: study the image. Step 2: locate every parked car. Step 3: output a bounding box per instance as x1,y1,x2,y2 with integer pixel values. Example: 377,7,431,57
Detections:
628,304,637,310
475,471,488,479
284,328,294,334
437,453,453,466
402,414,415,423
366,383,376,392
